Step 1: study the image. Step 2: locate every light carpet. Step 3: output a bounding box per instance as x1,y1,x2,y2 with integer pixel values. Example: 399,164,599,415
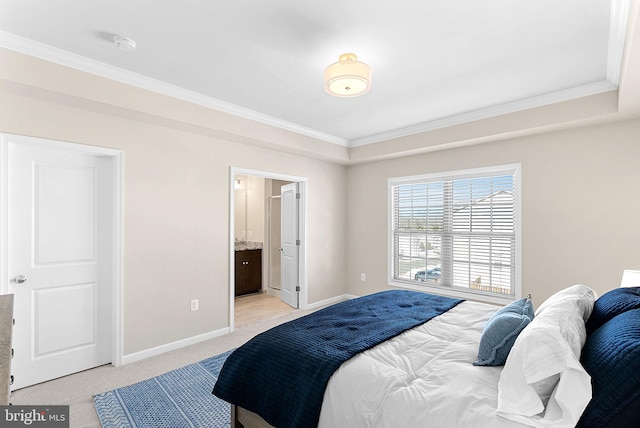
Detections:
93,349,233,428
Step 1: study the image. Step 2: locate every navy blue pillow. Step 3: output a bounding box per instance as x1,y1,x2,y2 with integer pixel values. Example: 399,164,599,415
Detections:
473,297,534,366
586,287,640,334
577,309,640,428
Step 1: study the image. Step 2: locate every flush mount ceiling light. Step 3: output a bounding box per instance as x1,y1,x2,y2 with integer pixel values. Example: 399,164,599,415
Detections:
324,53,371,97
113,36,136,53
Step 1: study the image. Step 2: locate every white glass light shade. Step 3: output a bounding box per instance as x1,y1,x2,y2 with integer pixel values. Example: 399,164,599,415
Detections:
324,53,371,97
621,269,640,288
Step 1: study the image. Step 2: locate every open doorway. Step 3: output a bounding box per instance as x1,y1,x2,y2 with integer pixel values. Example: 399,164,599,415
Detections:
229,168,307,332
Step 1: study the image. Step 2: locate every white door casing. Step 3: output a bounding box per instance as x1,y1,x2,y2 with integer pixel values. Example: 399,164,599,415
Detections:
228,167,306,332
280,182,299,309
6,139,117,389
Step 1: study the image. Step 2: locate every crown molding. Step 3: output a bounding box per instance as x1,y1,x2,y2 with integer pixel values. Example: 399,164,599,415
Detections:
0,0,629,150
0,31,349,147
349,80,617,147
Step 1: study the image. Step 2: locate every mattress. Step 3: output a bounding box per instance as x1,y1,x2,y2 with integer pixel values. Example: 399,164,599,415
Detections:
318,300,528,428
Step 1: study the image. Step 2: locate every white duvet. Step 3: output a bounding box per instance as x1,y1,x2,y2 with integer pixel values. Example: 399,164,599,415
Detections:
318,300,530,428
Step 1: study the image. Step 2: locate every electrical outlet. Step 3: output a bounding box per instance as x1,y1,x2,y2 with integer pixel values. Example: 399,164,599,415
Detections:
190,299,199,312
360,273,366,281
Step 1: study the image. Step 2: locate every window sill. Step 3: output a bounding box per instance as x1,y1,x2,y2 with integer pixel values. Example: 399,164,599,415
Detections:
389,280,517,305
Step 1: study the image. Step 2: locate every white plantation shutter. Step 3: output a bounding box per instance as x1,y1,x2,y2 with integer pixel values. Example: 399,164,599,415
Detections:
390,165,519,300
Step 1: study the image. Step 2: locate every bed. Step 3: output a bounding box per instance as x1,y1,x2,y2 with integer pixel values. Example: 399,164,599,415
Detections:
213,286,640,428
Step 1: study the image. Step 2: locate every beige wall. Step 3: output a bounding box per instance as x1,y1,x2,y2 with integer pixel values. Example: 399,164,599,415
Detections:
245,176,265,243
347,118,640,306
3,47,640,359
0,91,348,356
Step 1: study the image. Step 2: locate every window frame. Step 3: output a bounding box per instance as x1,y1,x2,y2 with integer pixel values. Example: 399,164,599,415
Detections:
387,163,522,304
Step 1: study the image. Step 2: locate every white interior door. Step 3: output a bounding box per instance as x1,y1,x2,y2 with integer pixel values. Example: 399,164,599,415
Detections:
280,183,299,309
8,143,113,390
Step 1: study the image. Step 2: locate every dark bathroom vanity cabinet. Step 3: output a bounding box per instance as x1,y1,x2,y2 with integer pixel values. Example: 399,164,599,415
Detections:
235,249,262,296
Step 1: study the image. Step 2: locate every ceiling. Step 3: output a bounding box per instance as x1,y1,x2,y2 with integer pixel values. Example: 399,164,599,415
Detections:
0,0,632,147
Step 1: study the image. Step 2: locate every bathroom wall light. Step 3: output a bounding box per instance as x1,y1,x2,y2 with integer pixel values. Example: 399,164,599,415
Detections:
324,53,371,97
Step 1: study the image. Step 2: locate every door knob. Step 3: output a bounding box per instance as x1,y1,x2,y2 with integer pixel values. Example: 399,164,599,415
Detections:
14,275,27,284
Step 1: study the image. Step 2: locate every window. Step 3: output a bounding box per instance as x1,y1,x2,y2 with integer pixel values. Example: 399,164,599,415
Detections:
389,164,520,303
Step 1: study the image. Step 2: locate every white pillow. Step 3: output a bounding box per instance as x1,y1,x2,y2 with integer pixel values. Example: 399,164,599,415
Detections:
496,284,596,428
534,284,596,358
535,283,596,320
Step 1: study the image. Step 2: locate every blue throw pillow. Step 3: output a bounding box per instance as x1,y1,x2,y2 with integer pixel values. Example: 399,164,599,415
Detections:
474,297,534,366
578,309,640,428
586,287,640,334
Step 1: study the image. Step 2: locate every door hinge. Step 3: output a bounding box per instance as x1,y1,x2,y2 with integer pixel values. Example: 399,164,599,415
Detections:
296,239,300,245
10,375,14,386
296,192,300,199
295,286,300,292
11,348,13,358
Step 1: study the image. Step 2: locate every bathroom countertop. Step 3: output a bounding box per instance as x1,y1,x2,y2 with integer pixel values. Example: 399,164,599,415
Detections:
235,241,263,251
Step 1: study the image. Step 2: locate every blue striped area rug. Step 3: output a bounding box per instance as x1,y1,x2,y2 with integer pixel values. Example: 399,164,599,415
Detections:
93,349,233,428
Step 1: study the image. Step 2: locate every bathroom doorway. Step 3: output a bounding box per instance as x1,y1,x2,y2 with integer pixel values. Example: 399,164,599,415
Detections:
266,178,293,297
229,167,307,332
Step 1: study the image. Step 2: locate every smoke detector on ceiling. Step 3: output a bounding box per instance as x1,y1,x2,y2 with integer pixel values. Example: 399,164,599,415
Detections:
113,36,136,52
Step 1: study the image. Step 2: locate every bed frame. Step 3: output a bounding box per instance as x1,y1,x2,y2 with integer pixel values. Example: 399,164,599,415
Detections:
232,404,275,428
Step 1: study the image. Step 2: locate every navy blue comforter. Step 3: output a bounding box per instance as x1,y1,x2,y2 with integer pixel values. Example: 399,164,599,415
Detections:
213,290,462,428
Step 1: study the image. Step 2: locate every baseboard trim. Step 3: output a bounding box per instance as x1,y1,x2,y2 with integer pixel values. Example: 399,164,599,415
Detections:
120,327,230,365
302,294,358,311
266,288,281,299
120,294,360,364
